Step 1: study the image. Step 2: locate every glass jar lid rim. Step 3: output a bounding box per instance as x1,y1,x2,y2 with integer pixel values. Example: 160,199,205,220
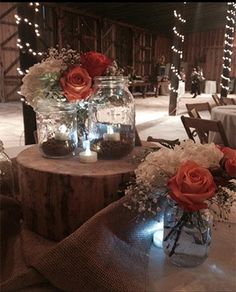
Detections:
93,76,128,81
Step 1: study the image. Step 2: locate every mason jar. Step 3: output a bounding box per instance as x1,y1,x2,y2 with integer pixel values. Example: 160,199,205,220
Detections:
35,102,78,159
87,76,135,159
163,198,213,267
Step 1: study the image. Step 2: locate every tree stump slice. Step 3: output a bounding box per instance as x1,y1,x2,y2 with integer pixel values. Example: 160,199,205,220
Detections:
16,145,147,241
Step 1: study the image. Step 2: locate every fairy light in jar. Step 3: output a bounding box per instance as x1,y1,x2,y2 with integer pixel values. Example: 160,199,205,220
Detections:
103,125,120,141
54,125,69,141
79,140,97,163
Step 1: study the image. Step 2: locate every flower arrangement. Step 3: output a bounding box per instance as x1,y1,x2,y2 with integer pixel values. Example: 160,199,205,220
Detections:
125,140,236,217
124,140,236,264
20,47,120,110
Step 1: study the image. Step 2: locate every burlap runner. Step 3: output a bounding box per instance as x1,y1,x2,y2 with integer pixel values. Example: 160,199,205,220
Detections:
1,195,155,291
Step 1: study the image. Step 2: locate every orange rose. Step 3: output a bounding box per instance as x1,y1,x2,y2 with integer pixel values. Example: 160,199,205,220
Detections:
60,66,92,101
167,161,216,211
80,51,112,78
220,147,236,178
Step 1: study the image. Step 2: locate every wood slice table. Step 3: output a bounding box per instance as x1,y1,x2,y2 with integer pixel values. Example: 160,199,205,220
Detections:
16,145,148,241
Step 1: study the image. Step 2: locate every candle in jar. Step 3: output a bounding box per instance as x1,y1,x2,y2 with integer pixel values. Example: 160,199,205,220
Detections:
54,125,69,141
79,141,97,163
103,125,120,141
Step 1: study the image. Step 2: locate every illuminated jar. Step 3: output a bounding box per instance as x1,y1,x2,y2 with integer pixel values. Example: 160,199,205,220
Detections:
35,101,78,159
87,76,135,159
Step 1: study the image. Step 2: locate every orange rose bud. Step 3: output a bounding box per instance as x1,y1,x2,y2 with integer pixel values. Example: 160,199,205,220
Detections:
220,147,236,177
80,51,112,78
167,161,216,211
60,66,92,101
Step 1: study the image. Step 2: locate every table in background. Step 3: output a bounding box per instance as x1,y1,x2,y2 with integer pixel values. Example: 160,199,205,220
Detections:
205,80,216,94
16,145,148,241
209,105,236,149
129,81,152,98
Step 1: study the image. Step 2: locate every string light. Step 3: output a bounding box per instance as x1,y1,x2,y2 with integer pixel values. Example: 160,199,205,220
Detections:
173,27,184,42
220,2,235,95
171,64,182,80
170,4,186,95
223,64,231,71
171,45,183,58
16,3,42,79
173,10,186,23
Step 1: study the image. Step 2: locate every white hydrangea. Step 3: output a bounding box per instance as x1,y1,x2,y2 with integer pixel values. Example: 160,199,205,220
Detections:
174,140,223,168
20,59,63,108
135,140,223,186
135,147,180,187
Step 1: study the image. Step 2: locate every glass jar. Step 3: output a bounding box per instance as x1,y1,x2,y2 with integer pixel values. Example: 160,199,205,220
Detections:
163,199,212,267
0,140,15,196
87,76,135,159
35,102,78,159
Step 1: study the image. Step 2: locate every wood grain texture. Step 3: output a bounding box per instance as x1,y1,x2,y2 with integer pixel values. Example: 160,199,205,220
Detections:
16,145,147,241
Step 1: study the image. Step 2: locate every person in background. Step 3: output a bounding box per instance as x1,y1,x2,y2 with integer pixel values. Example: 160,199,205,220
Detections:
191,67,200,98
197,66,205,94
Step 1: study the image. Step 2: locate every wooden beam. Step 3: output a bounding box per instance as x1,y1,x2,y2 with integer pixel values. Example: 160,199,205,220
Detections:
17,3,37,145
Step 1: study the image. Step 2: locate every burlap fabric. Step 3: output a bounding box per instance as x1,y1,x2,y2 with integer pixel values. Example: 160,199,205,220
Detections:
1,195,155,291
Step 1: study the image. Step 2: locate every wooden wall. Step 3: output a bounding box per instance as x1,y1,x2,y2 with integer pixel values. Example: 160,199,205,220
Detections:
0,3,21,102
184,28,236,92
0,2,171,101
6,3,236,100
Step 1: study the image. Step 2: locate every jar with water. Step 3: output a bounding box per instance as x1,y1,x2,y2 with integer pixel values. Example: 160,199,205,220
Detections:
87,76,135,159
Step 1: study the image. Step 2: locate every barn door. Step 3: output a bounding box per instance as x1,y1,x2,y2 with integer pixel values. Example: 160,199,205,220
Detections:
101,20,115,59
0,3,21,102
133,31,152,76
79,15,97,53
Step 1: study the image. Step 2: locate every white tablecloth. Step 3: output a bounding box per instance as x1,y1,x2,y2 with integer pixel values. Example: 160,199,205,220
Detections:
177,81,185,97
205,80,216,94
209,105,236,149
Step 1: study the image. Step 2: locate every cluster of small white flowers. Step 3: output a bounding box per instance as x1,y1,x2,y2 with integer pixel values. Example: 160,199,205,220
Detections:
20,59,63,109
44,47,80,66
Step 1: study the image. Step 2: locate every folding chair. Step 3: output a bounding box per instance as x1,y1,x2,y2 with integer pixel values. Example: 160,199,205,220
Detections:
186,102,211,118
221,96,236,105
147,137,180,149
212,94,224,106
180,115,229,146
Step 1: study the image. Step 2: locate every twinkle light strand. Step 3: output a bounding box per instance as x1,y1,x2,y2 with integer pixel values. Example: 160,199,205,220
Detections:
173,10,186,23
173,26,184,42
16,38,43,57
29,2,40,13
170,4,187,95
220,2,235,94
14,14,40,37
171,64,182,80
16,3,42,79
171,45,183,59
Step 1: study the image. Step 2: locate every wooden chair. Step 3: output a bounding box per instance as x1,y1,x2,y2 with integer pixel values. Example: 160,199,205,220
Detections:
147,136,180,149
221,96,236,105
189,108,201,119
185,102,211,118
212,94,224,106
180,115,229,146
